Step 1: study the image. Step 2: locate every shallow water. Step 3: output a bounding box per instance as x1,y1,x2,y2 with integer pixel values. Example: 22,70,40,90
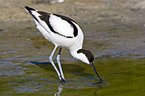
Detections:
0,0,145,96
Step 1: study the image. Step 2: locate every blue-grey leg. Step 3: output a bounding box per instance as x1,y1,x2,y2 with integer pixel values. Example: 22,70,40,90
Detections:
57,48,65,82
49,45,62,81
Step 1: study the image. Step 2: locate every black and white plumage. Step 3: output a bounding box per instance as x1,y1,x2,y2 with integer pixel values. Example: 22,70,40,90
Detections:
25,6,103,83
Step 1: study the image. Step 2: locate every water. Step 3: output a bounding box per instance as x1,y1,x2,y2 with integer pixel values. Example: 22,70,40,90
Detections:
0,0,145,96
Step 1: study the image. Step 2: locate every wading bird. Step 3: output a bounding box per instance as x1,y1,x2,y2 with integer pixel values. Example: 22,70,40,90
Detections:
25,6,104,83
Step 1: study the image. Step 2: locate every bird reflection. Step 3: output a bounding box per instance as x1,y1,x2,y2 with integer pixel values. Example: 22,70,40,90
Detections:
53,83,103,96
54,84,63,96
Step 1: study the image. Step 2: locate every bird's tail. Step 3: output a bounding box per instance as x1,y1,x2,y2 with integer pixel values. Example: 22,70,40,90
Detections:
25,6,36,14
24,6,40,23
24,6,50,36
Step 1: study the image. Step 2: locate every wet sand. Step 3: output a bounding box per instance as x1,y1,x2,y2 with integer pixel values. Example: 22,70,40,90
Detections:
1,0,145,58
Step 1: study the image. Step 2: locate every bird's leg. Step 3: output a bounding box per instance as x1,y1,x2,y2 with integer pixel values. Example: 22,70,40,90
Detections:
57,48,65,82
90,62,105,83
49,45,62,81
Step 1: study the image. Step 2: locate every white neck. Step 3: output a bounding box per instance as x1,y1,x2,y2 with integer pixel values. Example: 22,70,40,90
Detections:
70,49,90,64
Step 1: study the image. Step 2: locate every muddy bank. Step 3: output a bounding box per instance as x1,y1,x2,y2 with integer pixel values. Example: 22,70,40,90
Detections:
0,0,145,58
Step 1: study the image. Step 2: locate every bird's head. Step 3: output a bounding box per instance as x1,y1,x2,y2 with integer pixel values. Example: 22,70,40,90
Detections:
74,49,103,82
77,49,94,64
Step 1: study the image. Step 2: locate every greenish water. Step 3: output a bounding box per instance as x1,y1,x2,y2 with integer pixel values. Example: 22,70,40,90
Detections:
0,57,145,96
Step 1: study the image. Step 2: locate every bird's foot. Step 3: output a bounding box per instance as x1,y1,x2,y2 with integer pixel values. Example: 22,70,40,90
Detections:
60,76,65,82
60,78,65,84
92,79,106,85
97,80,106,84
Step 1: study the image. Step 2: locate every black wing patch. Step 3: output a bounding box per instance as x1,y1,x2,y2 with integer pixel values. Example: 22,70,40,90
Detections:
38,11,78,38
